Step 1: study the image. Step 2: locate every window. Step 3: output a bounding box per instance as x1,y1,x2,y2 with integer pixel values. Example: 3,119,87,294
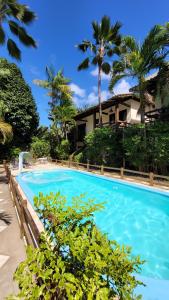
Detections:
109,113,115,124
77,124,86,142
119,109,127,121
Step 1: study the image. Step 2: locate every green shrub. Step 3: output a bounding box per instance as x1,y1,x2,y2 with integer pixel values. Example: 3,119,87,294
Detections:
56,139,70,159
31,138,50,158
74,151,85,163
84,127,122,166
9,147,21,160
9,193,144,299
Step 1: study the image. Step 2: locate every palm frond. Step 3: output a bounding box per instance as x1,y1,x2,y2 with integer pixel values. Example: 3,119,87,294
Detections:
7,38,21,60
108,21,122,44
101,62,111,74
0,121,13,144
33,79,50,89
92,21,100,43
92,56,99,65
123,36,139,52
76,40,92,52
21,7,36,24
109,73,127,91
8,21,36,47
112,60,126,75
100,15,111,37
0,26,5,44
77,58,90,71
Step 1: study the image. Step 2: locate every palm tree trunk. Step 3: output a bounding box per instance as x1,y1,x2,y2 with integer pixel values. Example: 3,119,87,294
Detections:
98,65,102,127
139,80,145,124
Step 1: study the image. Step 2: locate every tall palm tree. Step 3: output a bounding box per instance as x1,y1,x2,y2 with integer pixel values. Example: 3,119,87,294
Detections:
109,24,169,123
0,100,13,144
0,0,36,60
34,66,73,119
77,16,122,126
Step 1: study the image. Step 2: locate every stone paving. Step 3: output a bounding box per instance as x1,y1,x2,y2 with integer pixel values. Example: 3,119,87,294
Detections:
0,166,25,299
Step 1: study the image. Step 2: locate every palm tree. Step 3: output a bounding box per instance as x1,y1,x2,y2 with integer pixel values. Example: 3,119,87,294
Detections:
52,105,76,140
0,0,36,60
0,100,13,144
77,16,122,126
34,66,73,119
109,24,169,123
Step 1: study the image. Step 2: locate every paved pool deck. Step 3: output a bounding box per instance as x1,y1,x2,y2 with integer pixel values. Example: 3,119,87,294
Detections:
0,165,26,299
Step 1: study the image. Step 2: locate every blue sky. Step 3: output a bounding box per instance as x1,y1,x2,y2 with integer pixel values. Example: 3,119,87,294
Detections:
1,0,169,126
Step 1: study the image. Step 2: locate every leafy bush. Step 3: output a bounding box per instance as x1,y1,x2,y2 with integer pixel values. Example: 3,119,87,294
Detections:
31,138,50,158
123,122,169,173
9,147,21,159
10,193,144,299
74,151,85,163
84,127,122,166
56,139,70,159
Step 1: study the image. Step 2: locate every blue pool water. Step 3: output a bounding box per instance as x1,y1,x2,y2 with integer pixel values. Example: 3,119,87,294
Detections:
17,169,169,296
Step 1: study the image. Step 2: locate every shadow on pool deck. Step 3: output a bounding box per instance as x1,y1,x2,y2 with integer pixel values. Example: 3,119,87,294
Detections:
0,165,26,299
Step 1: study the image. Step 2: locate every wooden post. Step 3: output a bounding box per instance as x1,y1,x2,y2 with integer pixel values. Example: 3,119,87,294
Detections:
20,199,27,239
115,104,119,123
149,172,154,186
120,167,124,179
87,160,90,172
100,165,104,175
76,162,79,169
68,160,70,168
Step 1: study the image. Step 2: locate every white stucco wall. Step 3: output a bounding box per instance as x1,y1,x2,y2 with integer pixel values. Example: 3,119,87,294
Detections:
86,115,94,134
76,98,155,138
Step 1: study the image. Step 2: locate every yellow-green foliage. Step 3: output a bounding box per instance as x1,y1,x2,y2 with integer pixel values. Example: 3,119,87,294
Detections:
9,193,144,300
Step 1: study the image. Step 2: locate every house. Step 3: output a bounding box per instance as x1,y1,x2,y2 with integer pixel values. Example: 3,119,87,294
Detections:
74,93,154,149
130,67,169,122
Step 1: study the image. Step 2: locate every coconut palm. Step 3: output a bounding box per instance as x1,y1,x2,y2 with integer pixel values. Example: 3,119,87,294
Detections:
77,16,122,126
34,66,73,119
0,101,13,144
0,0,36,60
109,24,169,123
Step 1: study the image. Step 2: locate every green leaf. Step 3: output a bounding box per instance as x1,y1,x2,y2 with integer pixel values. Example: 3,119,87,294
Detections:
7,39,21,60
0,26,5,44
77,58,90,71
101,62,111,74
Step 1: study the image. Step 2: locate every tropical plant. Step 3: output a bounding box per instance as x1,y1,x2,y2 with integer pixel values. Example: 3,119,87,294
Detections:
34,66,73,118
84,127,122,166
55,139,70,159
0,0,36,60
0,58,39,148
109,24,169,123
77,15,122,126
8,193,144,299
30,138,50,158
0,100,13,144
52,104,76,139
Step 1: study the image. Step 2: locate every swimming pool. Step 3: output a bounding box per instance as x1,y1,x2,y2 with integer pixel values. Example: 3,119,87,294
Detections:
17,169,169,298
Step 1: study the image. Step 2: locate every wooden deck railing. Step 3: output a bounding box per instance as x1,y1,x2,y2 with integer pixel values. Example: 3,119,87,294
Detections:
51,159,169,188
3,161,41,248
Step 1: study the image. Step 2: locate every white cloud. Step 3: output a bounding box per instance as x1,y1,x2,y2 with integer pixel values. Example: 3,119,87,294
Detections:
29,65,40,76
90,67,111,80
70,83,86,98
113,79,131,95
72,84,112,108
